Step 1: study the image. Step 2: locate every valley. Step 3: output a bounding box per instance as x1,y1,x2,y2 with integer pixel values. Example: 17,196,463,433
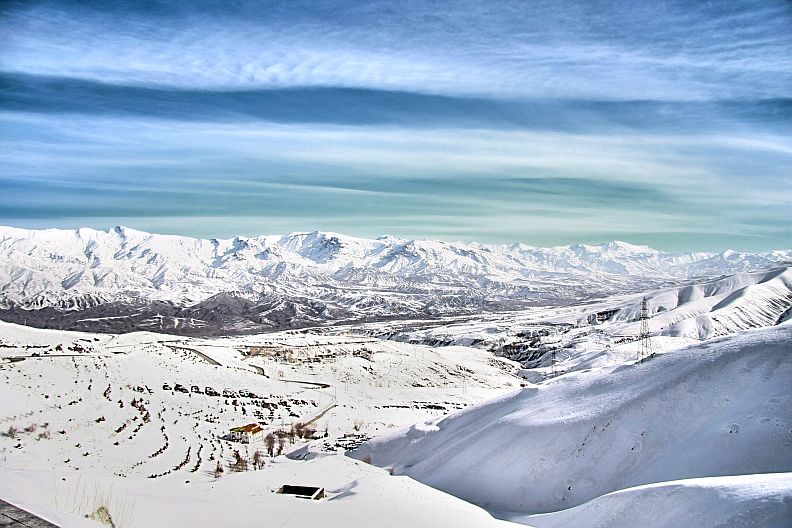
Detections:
1,227,790,527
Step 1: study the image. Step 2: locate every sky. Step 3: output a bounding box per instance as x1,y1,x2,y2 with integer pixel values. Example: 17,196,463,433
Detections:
1,0,791,251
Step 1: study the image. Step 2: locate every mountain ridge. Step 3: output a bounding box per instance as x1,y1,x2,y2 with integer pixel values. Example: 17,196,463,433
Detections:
1,225,790,334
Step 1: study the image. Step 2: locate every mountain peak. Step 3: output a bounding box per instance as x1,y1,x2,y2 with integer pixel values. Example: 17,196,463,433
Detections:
601,240,656,254
0,225,790,333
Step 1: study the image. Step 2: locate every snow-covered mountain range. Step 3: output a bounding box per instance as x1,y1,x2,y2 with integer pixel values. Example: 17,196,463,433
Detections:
1,226,790,334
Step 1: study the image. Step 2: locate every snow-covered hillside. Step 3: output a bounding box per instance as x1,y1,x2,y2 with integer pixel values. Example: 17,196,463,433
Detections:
0,320,522,527
351,324,792,526
345,265,790,380
1,226,790,334
1,286,789,527
610,267,792,339
515,473,792,528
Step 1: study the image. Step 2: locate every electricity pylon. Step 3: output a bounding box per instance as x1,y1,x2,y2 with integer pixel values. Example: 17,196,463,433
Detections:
638,297,654,362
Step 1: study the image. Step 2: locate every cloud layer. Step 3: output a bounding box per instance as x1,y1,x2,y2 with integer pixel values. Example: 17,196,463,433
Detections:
1,0,791,250
3,0,791,100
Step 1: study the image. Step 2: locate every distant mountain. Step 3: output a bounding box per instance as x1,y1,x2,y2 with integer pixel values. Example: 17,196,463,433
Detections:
0,226,790,334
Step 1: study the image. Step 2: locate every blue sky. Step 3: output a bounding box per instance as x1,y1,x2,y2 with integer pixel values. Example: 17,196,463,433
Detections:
1,0,791,251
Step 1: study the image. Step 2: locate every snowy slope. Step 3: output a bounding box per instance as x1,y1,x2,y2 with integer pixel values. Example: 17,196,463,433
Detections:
360,265,792,380
517,473,792,528
2,296,790,526
1,225,790,334
0,457,519,528
617,267,792,339
351,324,792,521
0,319,523,527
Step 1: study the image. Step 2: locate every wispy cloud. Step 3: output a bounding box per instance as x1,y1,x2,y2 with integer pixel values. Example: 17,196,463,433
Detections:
1,1,790,250
2,1,791,100
1,111,789,250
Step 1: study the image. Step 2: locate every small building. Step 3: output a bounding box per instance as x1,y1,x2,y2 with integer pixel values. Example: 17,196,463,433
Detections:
277,485,325,500
229,423,265,443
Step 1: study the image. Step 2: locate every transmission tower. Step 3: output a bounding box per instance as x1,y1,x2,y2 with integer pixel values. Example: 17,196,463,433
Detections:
638,297,654,362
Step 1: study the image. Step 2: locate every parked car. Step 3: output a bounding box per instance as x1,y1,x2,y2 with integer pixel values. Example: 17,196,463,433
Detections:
174,384,189,393
162,383,172,391
205,387,219,396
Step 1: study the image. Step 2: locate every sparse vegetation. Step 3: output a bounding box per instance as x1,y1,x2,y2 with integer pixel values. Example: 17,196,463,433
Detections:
2,425,19,439
253,449,266,470
265,433,276,457
88,505,116,528
66,482,134,528
230,450,249,472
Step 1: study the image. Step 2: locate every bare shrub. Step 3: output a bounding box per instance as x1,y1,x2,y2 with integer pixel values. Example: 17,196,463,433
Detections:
2,426,18,439
68,482,134,528
265,434,276,457
253,449,265,470
353,419,364,432
230,450,248,472
87,505,115,527
362,455,372,465
214,460,224,478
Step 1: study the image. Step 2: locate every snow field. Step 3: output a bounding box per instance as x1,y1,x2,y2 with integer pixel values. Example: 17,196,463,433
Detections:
0,321,525,527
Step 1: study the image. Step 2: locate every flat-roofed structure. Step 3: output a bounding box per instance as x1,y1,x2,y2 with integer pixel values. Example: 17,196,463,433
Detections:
276,485,325,500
